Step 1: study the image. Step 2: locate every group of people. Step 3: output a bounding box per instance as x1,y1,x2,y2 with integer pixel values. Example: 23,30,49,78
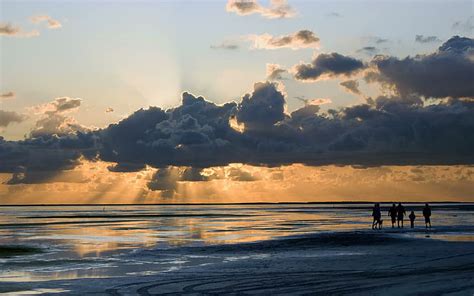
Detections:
372,203,432,230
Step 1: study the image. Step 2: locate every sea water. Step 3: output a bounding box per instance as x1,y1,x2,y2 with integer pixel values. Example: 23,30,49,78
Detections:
0,203,472,283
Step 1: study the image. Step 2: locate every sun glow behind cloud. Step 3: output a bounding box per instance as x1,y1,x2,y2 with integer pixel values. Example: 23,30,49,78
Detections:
1,160,473,204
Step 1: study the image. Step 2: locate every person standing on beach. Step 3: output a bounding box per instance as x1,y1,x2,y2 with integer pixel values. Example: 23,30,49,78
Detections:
423,203,432,229
409,211,416,228
388,203,397,228
372,203,381,230
396,203,406,228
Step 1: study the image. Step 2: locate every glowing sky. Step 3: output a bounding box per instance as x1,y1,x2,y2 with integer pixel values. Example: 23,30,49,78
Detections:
1,0,473,203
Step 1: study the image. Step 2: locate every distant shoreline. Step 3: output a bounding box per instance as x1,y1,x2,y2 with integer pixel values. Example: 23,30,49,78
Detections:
0,201,472,207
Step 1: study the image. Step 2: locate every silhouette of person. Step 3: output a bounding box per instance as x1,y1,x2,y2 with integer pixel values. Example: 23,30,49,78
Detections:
409,211,416,228
388,203,397,228
423,203,432,229
396,203,406,228
372,203,381,230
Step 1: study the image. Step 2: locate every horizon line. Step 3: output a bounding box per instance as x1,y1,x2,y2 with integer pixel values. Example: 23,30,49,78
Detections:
1,201,472,207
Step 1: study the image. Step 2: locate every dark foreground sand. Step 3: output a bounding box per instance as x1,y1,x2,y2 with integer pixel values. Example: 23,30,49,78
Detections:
2,231,474,295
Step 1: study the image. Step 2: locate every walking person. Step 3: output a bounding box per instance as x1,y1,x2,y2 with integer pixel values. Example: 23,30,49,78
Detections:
409,211,416,228
423,203,432,229
372,203,381,230
396,202,406,228
388,203,397,228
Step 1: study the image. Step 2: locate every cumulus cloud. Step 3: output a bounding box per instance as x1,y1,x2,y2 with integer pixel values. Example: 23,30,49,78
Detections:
249,30,319,50
33,97,82,115
415,35,441,43
30,97,89,137
226,0,296,19
366,36,474,98
340,80,362,96
266,63,287,80
293,53,366,82
0,22,39,37
1,38,474,187
0,91,15,101
0,110,26,127
236,82,286,131
30,15,62,29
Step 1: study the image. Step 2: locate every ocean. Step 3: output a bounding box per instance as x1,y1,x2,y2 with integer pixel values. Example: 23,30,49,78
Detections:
1,203,473,294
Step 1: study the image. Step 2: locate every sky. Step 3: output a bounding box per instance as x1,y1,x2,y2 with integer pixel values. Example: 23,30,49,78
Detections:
0,0,473,204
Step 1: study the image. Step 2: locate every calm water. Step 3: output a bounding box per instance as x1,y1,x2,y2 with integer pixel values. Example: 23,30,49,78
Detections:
0,203,473,283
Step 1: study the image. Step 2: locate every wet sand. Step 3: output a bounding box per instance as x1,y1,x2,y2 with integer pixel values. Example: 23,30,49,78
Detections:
2,231,474,295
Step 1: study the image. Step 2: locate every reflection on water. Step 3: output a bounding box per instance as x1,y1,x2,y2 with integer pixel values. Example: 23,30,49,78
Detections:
0,288,70,295
0,204,472,283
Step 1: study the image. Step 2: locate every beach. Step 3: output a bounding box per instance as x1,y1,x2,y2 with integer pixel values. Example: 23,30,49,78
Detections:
0,204,473,295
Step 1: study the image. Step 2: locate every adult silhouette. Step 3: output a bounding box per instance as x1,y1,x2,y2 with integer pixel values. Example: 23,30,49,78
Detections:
423,203,432,229
372,203,381,230
409,211,416,228
396,203,406,228
388,203,397,228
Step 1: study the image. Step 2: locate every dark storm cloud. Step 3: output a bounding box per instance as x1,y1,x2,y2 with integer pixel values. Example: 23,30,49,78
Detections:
0,133,96,184
0,110,26,127
95,81,474,169
366,36,474,99
415,35,441,43
2,37,474,189
236,82,286,131
293,53,366,82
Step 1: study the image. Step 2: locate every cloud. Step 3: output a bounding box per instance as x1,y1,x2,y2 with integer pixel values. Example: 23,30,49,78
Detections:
266,63,287,80
236,82,286,131
327,12,341,17
415,35,441,43
210,41,240,50
0,22,39,38
340,80,362,96
0,110,26,127
357,46,379,55
226,0,296,19
452,16,474,32
30,15,62,29
1,42,474,186
147,166,210,197
33,97,82,115
0,91,15,101
293,53,366,82
30,97,89,137
366,36,474,99
249,30,319,50
363,36,389,44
